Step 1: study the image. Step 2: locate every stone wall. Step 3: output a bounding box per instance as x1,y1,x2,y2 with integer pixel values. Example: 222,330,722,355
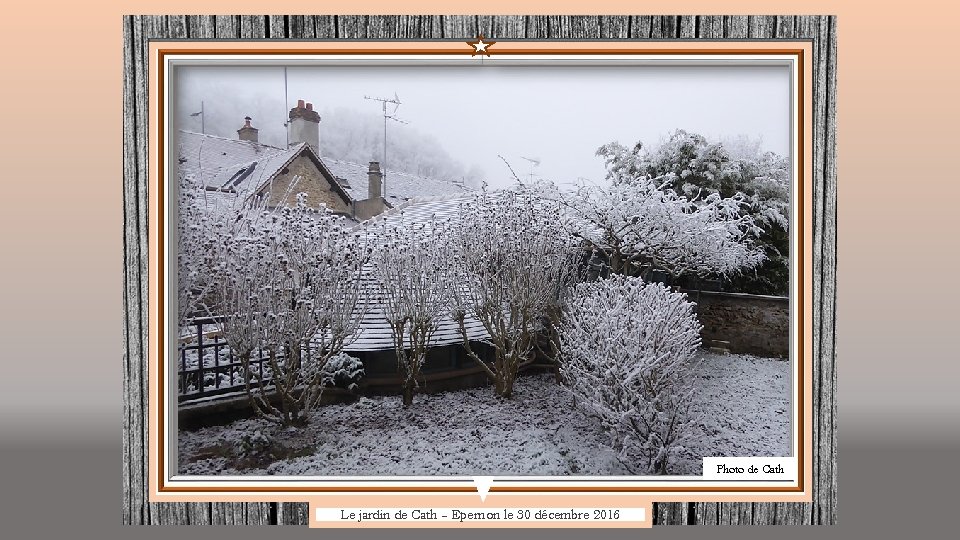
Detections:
265,155,351,213
684,290,790,358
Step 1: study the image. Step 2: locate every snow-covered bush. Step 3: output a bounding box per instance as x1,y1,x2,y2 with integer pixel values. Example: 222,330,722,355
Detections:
320,352,365,391
560,275,702,474
177,172,230,326
234,428,272,459
210,193,368,427
445,182,581,398
368,217,451,406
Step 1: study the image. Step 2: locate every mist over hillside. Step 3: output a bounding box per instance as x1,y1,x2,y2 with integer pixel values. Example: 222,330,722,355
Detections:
318,107,486,187
176,96,485,187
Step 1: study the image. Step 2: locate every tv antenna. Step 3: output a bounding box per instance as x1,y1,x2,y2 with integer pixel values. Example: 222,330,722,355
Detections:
282,67,289,148
189,101,205,134
520,155,541,183
365,92,410,198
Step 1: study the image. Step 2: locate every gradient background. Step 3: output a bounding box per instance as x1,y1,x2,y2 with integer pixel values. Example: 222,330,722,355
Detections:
0,0,956,536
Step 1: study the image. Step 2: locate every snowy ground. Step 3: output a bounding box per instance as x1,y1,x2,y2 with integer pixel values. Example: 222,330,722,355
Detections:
178,351,790,476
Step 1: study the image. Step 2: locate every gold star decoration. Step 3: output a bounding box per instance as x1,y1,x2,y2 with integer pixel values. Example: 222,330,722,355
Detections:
466,35,496,57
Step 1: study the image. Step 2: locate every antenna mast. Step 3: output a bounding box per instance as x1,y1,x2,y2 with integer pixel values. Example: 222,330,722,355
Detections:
283,67,289,148
364,93,409,198
189,102,205,133
520,155,541,183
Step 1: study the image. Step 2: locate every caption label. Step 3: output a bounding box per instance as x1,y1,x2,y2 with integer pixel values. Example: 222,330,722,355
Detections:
315,507,646,525
702,457,796,481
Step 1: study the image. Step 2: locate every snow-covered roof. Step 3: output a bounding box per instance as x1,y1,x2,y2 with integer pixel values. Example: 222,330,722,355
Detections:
324,159,472,204
343,269,489,352
360,193,473,234
204,144,305,193
191,189,247,217
177,130,473,215
177,130,285,187
342,194,489,352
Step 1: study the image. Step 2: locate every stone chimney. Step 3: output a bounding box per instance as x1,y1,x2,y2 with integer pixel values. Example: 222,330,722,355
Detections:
351,161,386,220
288,99,320,152
367,161,383,200
237,116,258,142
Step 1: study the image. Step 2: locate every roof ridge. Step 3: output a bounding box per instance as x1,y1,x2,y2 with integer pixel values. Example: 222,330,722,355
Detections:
361,192,476,225
228,143,301,169
323,157,470,186
178,129,283,151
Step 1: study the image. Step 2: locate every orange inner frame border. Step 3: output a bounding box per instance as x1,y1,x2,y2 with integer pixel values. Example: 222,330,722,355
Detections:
148,40,814,502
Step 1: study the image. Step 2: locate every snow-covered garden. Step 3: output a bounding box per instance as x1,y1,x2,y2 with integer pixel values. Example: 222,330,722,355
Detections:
179,352,789,476
177,130,791,477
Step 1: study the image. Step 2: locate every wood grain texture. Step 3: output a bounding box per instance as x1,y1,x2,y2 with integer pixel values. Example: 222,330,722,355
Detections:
122,14,837,526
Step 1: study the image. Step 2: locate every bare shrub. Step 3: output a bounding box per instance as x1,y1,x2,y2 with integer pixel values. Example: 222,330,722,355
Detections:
369,218,451,406
445,183,580,398
212,196,367,427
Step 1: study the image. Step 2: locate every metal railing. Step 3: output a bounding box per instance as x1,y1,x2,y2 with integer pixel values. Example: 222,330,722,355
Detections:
177,316,274,402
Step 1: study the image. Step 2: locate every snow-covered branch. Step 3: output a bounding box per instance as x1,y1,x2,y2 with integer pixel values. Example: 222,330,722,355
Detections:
560,173,765,279
591,135,789,293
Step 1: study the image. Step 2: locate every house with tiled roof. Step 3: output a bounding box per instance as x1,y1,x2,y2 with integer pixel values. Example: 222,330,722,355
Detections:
175,99,472,222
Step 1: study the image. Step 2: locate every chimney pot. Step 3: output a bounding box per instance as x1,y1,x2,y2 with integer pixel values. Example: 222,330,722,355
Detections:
237,116,259,142
297,99,305,108
306,102,313,111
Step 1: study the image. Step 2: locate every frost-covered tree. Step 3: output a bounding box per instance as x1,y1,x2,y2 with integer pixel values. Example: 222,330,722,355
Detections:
212,195,367,426
560,275,702,474
596,132,790,293
446,183,581,398
562,142,766,280
368,217,451,406
620,131,789,212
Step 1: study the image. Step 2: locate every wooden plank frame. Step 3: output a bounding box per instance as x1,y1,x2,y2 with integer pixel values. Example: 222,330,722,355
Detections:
122,14,837,525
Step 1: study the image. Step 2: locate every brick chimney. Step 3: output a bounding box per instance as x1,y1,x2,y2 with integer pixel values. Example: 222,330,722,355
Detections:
237,116,258,142
288,99,320,152
367,161,383,200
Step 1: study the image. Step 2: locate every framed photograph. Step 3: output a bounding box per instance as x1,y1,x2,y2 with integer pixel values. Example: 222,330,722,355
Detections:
123,15,836,527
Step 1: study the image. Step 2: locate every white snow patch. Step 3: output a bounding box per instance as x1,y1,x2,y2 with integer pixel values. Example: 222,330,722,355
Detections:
179,352,789,476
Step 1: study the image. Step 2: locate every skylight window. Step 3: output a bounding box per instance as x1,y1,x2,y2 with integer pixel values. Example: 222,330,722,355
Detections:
224,161,257,188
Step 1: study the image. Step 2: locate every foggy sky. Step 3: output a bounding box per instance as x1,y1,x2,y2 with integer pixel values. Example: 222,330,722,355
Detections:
175,64,790,188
